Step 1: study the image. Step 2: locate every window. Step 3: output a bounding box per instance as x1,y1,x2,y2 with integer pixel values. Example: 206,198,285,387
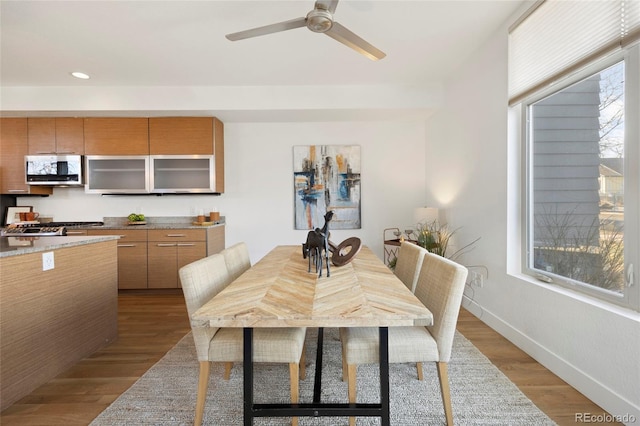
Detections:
526,55,638,306
510,0,640,311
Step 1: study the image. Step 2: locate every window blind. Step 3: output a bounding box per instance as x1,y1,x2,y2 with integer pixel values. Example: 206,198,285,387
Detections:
508,0,640,106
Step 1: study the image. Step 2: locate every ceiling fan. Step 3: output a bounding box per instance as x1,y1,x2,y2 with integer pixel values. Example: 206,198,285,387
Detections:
225,0,385,61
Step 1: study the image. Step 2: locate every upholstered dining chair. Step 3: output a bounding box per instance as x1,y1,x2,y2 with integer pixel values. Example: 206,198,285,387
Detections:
221,241,252,281
179,253,307,426
340,252,468,426
393,241,428,293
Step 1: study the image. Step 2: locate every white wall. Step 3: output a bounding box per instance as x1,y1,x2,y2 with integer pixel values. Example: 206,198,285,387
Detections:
423,14,640,424
19,120,427,264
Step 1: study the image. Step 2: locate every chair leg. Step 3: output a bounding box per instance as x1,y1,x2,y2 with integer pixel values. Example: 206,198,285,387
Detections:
341,346,348,382
347,364,357,426
416,362,424,380
223,362,233,380
194,361,211,426
289,362,300,426
436,362,454,426
299,343,307,380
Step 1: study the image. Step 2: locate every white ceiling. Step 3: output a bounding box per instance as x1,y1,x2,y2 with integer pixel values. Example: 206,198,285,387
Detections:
1,0,527,87
1,1,527,121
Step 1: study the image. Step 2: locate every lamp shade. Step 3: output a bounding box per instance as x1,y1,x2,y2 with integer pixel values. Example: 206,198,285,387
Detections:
414,207,439,224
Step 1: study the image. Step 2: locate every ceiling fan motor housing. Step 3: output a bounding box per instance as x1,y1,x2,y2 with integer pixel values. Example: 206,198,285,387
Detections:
306,9,333,33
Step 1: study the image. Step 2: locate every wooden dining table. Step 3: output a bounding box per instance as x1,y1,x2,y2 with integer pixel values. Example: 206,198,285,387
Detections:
192,244,433,425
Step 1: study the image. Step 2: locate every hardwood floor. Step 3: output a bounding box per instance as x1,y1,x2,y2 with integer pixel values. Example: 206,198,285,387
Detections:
1,292,620,425
456,309,621,426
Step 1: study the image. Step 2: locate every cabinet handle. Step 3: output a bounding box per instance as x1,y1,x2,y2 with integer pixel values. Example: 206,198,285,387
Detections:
118,244,137,247
7,189,27,193
165,234,186,237
177,243,195,247
156,243,177,247
34,151,77,154
66,231,86,235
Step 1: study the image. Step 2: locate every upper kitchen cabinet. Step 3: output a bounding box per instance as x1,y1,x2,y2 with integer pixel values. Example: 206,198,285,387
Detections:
149,117,225,193
0,118,52,196
28,118,84,155
149,117,222,154
84,118,149,155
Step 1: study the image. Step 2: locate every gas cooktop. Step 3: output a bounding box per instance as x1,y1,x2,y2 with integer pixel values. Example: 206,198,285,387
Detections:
1,221,104,236
35,221,105,227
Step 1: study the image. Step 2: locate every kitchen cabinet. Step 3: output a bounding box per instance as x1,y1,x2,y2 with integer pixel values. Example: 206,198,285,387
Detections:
149,117,224,193
149,117,222,155
84,118,149,155
150,155,216,193
81,223,223,290
0,118,52,196
28,118,84,155
85,156,149,194
147,229,206,289
88,228,148,289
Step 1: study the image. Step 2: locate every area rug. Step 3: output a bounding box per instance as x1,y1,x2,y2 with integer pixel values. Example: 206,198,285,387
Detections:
90,328,556,425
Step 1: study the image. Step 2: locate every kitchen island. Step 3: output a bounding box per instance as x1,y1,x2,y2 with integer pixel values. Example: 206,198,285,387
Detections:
0,235,119,411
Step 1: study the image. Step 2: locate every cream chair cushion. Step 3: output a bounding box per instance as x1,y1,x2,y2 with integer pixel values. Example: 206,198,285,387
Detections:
341,251,467,364
179,253,232,361
341,326,438,365
222,242,252,281
417,252,468,362
210,328,307,362
393,242,427,293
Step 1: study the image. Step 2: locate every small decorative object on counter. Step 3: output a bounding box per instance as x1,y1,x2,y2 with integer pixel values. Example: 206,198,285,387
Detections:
127,213,146,225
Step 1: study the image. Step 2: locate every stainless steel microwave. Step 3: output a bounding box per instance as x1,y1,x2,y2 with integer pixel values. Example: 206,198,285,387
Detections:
25,154,83,185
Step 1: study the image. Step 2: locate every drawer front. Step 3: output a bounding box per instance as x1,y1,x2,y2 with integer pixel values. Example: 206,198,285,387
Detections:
148,229,205,242
88,228,147,242
117,242,148,289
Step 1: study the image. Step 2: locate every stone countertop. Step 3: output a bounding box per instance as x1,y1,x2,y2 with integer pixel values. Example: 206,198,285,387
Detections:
101,216,225,229
74,216,226,230
0,235,120,258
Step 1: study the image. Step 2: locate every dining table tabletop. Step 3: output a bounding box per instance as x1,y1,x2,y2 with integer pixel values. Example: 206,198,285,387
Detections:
192,244,433,426
193,244,433,328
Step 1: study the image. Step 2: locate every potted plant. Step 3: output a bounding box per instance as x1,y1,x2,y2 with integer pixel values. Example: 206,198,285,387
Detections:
415,219,479,260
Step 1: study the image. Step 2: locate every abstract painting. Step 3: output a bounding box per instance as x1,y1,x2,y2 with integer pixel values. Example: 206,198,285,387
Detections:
293,145,361,230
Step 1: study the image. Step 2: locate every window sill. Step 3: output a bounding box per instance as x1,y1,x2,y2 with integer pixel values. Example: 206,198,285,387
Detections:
509,272,640,320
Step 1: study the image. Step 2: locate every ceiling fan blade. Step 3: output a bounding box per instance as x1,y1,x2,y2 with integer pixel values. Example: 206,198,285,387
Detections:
226,17,306,41
315,0,339,14
324,22,386,60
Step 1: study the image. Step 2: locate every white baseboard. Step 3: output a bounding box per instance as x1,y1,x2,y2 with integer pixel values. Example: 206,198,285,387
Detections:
462,296,640,425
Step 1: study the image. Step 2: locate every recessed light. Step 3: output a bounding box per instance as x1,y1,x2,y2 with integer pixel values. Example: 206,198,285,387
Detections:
71,71,90,80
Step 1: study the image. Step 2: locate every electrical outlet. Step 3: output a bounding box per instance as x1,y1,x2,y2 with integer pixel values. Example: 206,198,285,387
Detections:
42,252,55,271
470,271,484,288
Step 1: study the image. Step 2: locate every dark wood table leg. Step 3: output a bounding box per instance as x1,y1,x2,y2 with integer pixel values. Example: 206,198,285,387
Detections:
380,327,390,426
243,328,253,426
313,327,324,403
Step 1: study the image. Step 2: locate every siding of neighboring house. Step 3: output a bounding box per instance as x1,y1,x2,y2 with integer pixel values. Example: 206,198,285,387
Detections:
531,76,601,247
599,158,624,206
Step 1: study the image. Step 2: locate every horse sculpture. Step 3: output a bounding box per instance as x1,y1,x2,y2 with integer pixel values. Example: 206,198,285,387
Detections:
302,210,334,277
